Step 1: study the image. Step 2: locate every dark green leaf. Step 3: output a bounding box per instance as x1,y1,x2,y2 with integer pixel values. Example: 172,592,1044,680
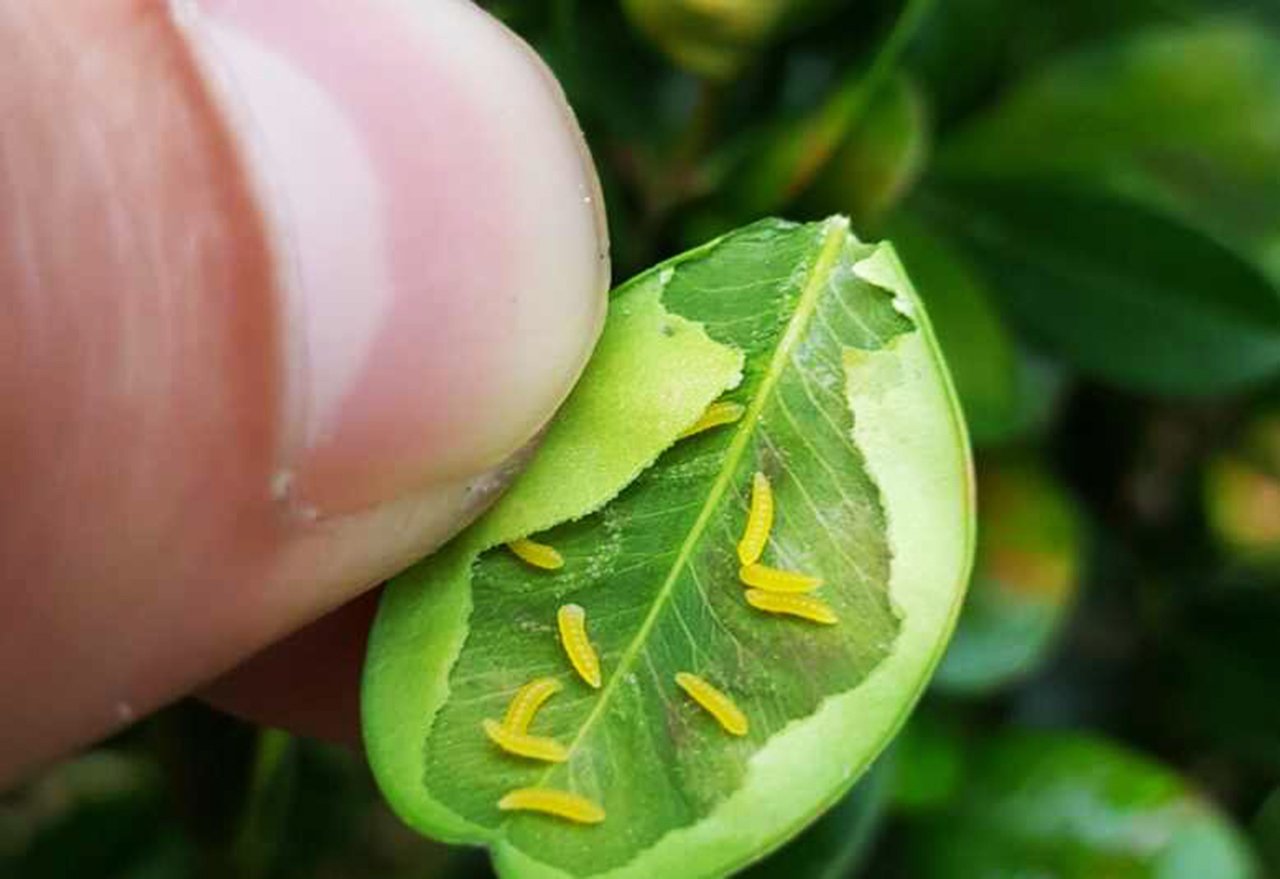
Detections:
939,23,1280,284
909,732,1262,878
919,182,1280,396
363,219,974,878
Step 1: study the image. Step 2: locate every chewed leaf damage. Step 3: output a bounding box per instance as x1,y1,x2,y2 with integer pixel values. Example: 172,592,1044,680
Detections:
363,219,975,879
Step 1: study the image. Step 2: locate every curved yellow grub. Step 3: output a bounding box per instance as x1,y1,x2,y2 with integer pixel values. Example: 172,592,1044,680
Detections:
678,400,745,440
507,538,564,570
739,562,823,593
501,677,563,733
674,672,749,736
744,589,838,624
497,787,605,824
481,719,569,763
557,604,602,688
737,471,774,565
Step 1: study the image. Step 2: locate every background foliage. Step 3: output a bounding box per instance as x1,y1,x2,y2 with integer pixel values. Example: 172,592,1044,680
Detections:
5,1,1278,876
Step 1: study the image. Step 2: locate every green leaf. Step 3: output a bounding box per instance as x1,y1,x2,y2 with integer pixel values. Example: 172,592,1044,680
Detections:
363,218,974,879
907,732,1262,878
918,182,1280,396
934,457,1082,694
938,23,1280,283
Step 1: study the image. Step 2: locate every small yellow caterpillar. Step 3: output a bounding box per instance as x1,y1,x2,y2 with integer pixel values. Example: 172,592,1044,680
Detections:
507,537,564,570
674,672,748,736
557,603,602,688
744,589,838,624
497,787,605,824
481,719,569,763
501,677,563,733
737,471,774,565
739,562,823,593
678,400,745,440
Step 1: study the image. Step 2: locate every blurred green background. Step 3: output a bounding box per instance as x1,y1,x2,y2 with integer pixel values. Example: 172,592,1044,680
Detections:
5,1,1278,876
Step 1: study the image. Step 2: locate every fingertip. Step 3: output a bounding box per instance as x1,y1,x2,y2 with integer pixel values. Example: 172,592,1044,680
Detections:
182,0,610,517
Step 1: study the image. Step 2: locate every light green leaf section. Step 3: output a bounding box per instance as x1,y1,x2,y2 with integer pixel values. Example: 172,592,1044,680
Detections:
883,215,1022,445
363,219,973,879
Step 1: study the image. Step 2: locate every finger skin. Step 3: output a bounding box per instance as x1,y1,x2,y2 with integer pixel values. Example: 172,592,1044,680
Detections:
200,591,381,745
0,1,606,783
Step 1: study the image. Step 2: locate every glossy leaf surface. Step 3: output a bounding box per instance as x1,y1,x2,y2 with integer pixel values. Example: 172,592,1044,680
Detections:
919,182,1280,396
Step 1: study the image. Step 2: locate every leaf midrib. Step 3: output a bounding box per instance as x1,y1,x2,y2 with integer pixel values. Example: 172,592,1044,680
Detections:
525,218,852,797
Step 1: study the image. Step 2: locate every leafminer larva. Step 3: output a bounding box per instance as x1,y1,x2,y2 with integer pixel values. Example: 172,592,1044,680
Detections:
738,562,823,593
501,676,563,733
481,719,569,763
497,787,606,824
744,589,838,624
678,400,745,440
737,471,774,565
507,537,564,570
557,603,602,688
674,672,749,736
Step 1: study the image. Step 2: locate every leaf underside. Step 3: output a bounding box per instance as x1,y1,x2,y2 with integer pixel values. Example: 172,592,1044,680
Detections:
363,218,974,879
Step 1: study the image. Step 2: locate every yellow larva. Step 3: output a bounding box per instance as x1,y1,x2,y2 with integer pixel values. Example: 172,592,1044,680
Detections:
557,603,602,688
501,676,563,733
507,537,564,571
678,400,745,440
739,562,823,593
674,672,749,736
497,787,606,824
737,471,774,565
481,719,569,763
744,589,839,624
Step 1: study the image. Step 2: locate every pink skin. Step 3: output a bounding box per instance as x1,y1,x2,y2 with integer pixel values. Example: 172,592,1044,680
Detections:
0,0,607,784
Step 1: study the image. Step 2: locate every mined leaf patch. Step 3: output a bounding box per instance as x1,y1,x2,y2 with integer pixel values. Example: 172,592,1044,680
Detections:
363,218,973,879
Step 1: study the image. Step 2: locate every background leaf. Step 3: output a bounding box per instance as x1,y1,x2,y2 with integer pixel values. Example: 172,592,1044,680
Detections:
906,732,1262,879
917,182,1280,396
934,457,1083,694
938,23,1280,283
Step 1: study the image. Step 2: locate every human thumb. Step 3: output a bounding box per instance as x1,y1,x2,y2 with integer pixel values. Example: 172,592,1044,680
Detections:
0,0,607,782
